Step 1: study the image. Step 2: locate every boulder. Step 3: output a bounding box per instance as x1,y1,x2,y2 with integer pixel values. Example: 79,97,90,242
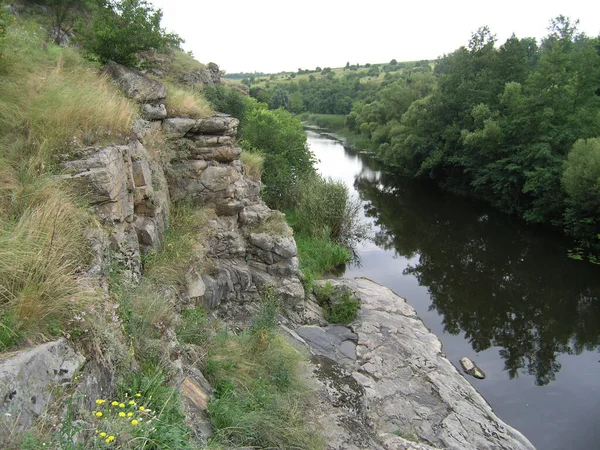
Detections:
104,61,167,104
189,114,239,135
141,103,167,120
0,340,85,445
163,118,196,138
460,357,486,379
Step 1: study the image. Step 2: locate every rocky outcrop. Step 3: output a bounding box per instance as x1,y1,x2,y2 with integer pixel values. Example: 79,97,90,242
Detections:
62,140,169,279
179,62,222,87
0,340,85,447
291,279,535,450
104,61,167,120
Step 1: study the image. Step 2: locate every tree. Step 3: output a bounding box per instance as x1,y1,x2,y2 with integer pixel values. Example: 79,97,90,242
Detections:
562,138,600,249
269,86,290,110
389,59,398,66
78,0,182,68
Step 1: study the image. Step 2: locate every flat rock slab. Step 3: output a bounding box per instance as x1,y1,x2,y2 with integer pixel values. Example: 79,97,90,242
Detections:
0,339,85,445
295,279,536,450
296,325,358,363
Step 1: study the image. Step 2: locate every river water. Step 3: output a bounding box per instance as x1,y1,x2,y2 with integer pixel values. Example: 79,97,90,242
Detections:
306,129,600,450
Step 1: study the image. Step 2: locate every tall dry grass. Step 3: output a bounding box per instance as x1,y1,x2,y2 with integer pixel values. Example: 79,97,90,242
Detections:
240,151,264,181
165,84,213,119
0,181,93,337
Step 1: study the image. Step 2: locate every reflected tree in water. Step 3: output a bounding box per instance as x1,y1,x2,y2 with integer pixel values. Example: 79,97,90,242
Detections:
355,174,600,386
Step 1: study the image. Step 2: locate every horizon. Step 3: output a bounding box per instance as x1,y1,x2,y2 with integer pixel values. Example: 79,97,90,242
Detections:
151,0,600,74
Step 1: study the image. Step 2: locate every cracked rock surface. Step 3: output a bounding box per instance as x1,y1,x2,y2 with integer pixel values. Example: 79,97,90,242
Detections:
293,278,535,450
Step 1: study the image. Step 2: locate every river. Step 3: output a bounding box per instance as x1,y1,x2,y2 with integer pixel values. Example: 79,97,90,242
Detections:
306,129,600,450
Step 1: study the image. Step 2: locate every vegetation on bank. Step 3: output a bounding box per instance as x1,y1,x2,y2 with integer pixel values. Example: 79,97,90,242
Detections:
258,17,600,258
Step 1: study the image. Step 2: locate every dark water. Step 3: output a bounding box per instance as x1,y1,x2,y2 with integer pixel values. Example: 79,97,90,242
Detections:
307,130,600,450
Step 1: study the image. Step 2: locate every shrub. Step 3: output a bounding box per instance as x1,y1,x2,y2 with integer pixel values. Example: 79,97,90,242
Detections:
294,175,369,246
314,281,360,324
78,0,182,68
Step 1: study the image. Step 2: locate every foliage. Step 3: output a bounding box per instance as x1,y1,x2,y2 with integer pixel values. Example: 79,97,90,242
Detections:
77,0,182,68
314,281,360,324
241,103,316,209
205,295,324,449
348,17,600,255
562,138,600,250
176,307,210,346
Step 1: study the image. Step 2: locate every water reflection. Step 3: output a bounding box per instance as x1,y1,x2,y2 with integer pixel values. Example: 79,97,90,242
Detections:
353,166,600,386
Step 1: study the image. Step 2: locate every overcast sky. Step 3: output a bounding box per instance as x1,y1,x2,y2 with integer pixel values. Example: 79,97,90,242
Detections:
151,0,600,74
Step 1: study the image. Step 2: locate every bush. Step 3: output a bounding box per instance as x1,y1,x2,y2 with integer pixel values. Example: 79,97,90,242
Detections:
78,0,182,68
294,176,369,246
314,281,360,324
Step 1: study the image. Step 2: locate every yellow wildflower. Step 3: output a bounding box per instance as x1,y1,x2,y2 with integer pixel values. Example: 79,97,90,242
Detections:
127,412,133,417
119,412,126,417
95,399,106,405
131,419,139,426
111,401,119,406
99,432,107,438
105,435,115,443
119,403,125,408
135,393,142,397
95,412,103,417
139,406,145,411
129,400,135,406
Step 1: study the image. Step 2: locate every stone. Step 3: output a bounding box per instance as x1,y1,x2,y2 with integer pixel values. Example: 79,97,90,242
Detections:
162,118,196,138
460,357,486,379
189,114,239,135
132,158,152,187
296,325,358,363
0,339,85,445
239,203,272,227
141,103,167,120
186,270,206,300
188,135,233,147
104,61,167,104
293,279,535,450
180,376,213,445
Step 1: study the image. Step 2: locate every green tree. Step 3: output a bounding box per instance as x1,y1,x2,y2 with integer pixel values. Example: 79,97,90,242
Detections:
563,138,600,250
270,86,290,110
78,0,181,67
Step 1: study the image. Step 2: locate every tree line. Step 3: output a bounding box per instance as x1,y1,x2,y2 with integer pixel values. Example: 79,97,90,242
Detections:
262,17,600,257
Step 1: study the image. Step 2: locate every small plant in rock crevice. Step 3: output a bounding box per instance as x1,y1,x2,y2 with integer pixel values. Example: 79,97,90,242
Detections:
314,281,360,324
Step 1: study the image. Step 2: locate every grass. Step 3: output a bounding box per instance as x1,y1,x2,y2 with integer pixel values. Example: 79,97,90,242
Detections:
246,210,292,237
302,113,346,131
314,281,360,324
205,293,324,449
165,49,206,83
240,150,264,181
0,180,94,348
143,202,214,289
164,83,213,119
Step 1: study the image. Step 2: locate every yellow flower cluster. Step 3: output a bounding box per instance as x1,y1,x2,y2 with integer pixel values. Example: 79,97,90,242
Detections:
90,395,153,445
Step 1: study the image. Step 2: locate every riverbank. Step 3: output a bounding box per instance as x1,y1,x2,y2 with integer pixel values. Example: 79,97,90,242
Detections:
289,278,536,450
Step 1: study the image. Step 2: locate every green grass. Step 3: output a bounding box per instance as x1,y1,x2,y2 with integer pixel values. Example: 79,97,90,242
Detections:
302,113,346,131
205,294,324,449
164,82,213,119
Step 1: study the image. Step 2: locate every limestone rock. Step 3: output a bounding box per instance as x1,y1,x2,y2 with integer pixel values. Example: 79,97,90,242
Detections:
460,357,486,379
189,114,239,135
163,118,196,138
239,203,273,227
104,61,167,104
0,340,85,445
141,103,167,120
179,375,213,445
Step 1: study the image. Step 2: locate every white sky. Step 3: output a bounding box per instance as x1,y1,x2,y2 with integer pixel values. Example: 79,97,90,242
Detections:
151,0,600,74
